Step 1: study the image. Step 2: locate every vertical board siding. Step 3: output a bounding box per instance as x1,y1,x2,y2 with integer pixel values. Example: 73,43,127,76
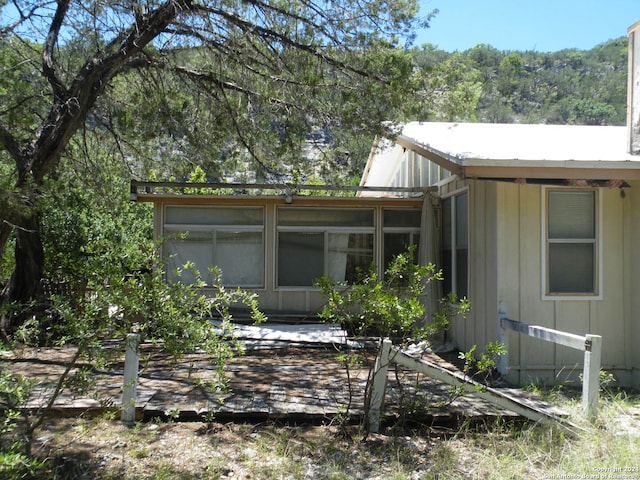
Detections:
593,188,626,368
627,181,640,388
519,186,554,382
484,182,500,355
555,302,590,381
470,180,485,351
492,183,633,386
470,180,500,356
497,183,522,375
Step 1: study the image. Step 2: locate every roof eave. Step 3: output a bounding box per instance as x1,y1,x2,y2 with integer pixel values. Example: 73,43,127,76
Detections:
463,162,640,180
395,134,640,181
396,135,463,176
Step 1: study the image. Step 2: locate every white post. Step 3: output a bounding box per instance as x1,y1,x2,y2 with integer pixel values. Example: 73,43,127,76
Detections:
122,333,140,425
368,338,392,433
582,334,602,422
497,304,509,376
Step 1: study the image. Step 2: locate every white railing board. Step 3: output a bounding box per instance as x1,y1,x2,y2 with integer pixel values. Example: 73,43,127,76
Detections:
582,334,602,421
499,317,586,351
497,309,601,422
368,339,392,433
122,333,140,425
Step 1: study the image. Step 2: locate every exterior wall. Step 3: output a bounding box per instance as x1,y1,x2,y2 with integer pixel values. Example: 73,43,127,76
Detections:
628,180,640,388
365,136,640,388
441,179,499,360
494,181,637,387
429,174,640,388
366,144,640,388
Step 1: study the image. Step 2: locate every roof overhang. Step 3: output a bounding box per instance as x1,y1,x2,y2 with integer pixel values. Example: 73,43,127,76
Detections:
393,122,640,183
130,181,431,202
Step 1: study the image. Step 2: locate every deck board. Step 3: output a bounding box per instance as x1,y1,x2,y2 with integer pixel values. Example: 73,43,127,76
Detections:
2,327,567,426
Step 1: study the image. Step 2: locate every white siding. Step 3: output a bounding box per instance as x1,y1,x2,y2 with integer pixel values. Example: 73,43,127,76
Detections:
492,182,634,387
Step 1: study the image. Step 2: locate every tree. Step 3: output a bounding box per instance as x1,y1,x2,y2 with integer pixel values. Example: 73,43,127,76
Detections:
411,49,482,121
0,0,427,333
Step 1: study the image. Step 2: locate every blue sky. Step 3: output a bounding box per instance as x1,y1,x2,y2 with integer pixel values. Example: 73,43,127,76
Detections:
416,0,639,52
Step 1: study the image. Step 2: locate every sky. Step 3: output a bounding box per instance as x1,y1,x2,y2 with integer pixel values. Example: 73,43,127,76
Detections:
416,0,639,52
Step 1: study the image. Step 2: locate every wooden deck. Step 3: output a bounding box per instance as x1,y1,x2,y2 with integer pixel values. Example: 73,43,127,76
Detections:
2,325,566,427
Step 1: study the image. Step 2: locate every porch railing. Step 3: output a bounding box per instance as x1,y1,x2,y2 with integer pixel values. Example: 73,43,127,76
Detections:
369,339,579,434
497,305,602,422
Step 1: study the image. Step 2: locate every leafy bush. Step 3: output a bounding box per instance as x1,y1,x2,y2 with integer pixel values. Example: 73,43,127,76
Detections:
316,248,469,343
0,251,264,471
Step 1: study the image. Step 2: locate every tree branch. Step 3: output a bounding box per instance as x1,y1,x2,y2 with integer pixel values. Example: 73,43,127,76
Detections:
195,4,375,80
0,122,24,161
0,0,44,37
42,0,70,99
28,1,195,183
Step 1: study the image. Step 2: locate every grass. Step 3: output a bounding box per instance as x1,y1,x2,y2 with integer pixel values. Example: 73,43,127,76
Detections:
1,388,639,479
433,387,640,480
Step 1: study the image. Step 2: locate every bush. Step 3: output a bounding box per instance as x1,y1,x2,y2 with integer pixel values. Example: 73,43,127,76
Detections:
0,253,264,466
316,248,469,343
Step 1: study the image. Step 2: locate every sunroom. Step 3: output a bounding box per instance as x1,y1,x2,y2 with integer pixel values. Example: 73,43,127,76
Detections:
132,184,431,316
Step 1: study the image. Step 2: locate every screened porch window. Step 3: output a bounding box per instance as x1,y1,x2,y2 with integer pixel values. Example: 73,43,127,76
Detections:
383,208,422,270
277,208,374,287
164,206,264,287
546,190,597,295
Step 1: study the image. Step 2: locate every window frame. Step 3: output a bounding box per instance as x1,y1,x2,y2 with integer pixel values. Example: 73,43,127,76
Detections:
542,188,602,300
163,205,266,288
381,207,422,272
275,207,375,289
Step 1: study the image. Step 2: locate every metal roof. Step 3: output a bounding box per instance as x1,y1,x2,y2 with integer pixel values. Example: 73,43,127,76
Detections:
361,122,640,186
400,122,635,164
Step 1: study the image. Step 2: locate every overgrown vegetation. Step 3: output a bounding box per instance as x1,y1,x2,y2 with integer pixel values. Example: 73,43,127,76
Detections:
315,248,504,435
0,249,264,476
316,249,470,342
0,388,638,479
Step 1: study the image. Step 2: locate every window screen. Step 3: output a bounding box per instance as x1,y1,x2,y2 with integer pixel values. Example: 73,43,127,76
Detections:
277,208,374,287
547,190,596,294
164,206,264,287
278,232,324,286
382,208,421,271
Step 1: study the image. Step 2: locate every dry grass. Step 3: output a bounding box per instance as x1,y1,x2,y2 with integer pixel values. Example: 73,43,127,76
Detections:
4,389,638,480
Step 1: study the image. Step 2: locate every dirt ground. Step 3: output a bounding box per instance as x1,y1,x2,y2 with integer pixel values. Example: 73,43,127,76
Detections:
1,342,476,479
29,416,444,479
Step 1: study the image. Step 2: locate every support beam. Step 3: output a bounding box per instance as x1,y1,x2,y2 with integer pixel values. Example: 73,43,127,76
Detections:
121,333,140,425
368,339,392,433
390,348,577,431
368,338,580,434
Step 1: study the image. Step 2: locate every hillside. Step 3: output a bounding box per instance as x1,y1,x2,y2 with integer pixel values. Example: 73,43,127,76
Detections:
411,37,628,126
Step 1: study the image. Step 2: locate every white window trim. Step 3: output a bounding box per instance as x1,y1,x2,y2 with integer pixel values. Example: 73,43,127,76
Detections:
541,187,603,301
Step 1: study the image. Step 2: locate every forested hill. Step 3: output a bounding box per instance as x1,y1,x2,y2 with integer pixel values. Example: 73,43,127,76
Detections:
411,36,628,126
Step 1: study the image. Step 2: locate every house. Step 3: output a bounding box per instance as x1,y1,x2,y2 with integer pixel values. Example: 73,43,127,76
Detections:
358,20,640,388
133,21,640,388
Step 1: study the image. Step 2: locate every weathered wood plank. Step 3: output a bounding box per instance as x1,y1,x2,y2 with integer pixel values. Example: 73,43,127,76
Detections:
500,317,585,351
369,340,579,433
